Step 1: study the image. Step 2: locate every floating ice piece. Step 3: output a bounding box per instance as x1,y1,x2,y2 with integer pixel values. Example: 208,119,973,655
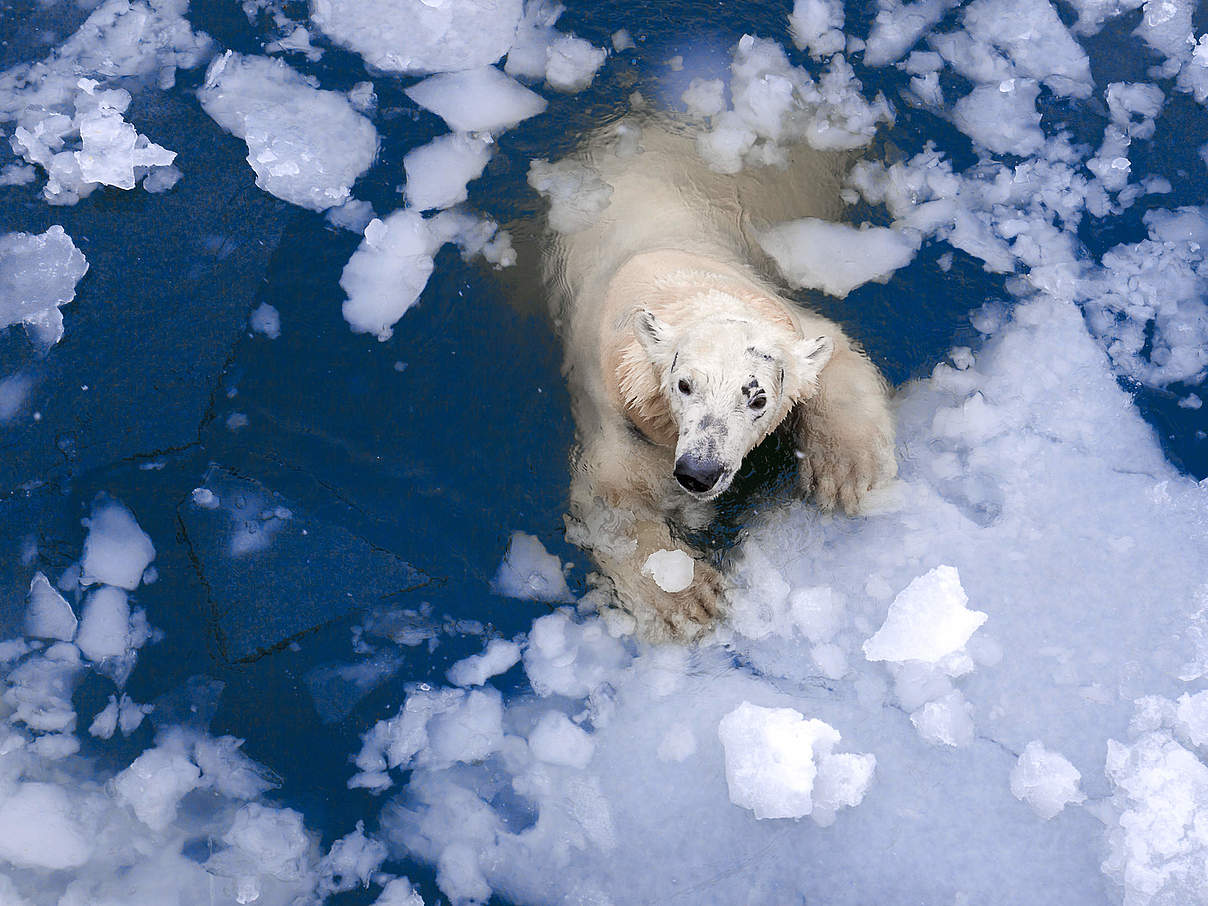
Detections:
492,531,574,602
718,701,874,821
0,225,88,346
523,610,629,699
863,0,961,66
318,821,388,895
311,0,523,75
759,218,920,297
373,878,427,905
1176,690,1208,747
447,638,522,686
863,566,987,663
0,783,93,869
73,95,176,190
340,211,436,340
641,549,694,593
250,303,281,338
528,711,595,768
952,81,1045,156
788,0,846,58
198,52,379,211
682,78,726,118
405,67,547,134
25,571,77,641
403,133,492,211
80,498,155,590
527,158,613,233
1010,740,1085,819
89,695,120,739
113,746,203,830
544,35,607,93
910,689,975,747
75,586,131,662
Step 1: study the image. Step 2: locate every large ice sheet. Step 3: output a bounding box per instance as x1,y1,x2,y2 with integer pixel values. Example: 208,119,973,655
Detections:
198,52,379,211
0,225,88,347
310,0,524,75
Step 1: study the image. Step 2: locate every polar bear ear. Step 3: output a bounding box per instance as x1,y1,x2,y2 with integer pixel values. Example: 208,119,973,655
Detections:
634,309,676,360
786,335,835,399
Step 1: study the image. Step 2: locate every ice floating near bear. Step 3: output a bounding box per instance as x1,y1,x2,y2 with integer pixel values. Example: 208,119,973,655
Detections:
1010,740,1086,820
0,225,89,346
491,531,574,603
759,218,921,297
641,549,694,593
198,52,379,211
405,66,548,134
862,566,987,664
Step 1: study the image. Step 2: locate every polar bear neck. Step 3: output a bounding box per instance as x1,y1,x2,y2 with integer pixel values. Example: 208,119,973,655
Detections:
605,252,801,448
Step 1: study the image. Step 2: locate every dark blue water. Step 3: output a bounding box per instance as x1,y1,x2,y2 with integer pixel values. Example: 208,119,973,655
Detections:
0,1,1205,901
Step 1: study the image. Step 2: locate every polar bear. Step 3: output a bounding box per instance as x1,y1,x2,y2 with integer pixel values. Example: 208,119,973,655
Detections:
543,118,896,640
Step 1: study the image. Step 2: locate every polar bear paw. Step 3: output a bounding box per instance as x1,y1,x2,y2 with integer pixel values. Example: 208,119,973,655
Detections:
799,441,896,515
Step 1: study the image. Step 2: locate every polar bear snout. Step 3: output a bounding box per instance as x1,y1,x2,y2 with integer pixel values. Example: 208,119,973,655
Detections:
674,453,726,495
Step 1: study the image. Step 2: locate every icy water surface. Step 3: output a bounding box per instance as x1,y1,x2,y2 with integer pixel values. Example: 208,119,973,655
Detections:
1,0,1208,904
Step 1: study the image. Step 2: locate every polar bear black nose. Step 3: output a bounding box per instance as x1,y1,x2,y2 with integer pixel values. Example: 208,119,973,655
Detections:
674,455,724,493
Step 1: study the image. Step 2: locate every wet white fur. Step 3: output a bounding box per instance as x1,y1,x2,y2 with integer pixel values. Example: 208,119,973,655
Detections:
547,119,896,640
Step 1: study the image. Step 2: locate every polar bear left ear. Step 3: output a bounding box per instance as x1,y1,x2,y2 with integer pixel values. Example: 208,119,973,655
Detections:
786,335,835,399
634,309,677,361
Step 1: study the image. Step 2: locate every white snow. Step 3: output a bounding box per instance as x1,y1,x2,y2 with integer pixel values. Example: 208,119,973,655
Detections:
641,549,694,593
447,638,522,686
403,133,492,211
1011,740,1086,819
491,531,574,602
863,566,987,664
198,52,379,211
405,66,547,134
717,702,874,821
80,498,156,590
0,783,93,869
0,225,88,347
311,0,523,75
759,218,921,297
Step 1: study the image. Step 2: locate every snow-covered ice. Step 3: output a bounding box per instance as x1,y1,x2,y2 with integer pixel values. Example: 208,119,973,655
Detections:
862,566,987,664
491,531,574,602
447,638,523,687
1011,740,1086,819
759,218,921,297
0,225,88,347
80,497,156,590
406,67,547,134
641,548,694,593
198,52,379,211
403,133,492,211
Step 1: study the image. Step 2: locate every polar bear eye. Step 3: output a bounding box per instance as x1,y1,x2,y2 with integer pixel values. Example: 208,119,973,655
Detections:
749,395,766,411
677,378,692,395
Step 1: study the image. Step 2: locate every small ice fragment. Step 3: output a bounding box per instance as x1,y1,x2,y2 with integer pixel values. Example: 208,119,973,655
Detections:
80,497,155,590
492,532,574,602
611,29,635,52
863,566,987,663
340,211,436,341
89,695,120,738
527,159,613,233
682,78,727,118
758,219,920,298
250,303,281,338
25,571,77,641
788,0,846,58
0,225,89,347
373,877,426,905
403,133,492,211
910,690,975,747
405,67,547,134
75,586,130,662
528,711,595,768
447,638,523,686
1010,740,1086,819
191,488,220,509
0,783,93,869
544,35,607,92
641,549,694,593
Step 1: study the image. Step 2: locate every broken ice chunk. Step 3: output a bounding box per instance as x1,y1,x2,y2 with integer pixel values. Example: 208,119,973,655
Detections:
198,52,379,211
640,549,694,593
543,35,607,92
25,571,78,642
112,745,203,830
74,100,176,190
447,638,522,687
311,0,523,75
250,303,281,338
80,497,155,590
0,225,89,347
718,701,874,821
910,690,975,747
492,531,574,602
403,133,492,211
758,218,920,298
527,159,613,233
863,566,987,663
788,0,846,58
74,586,131,662
405,67,547,134
1010,740,1085,819
340,211,436,340
0,783,93,869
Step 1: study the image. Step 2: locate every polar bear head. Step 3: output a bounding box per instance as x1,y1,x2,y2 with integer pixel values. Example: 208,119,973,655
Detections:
633,309,833,500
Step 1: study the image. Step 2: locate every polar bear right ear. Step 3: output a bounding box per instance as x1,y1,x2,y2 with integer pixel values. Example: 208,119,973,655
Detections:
634,309,676,360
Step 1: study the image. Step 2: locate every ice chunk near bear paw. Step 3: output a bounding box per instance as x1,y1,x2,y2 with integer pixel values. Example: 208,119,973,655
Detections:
1010,740,1085,819
80,497,156,590
641,549,694,593
758,218,921,298
198,52,379,212
311,0,523,75
717,702,875,822
863,566,987,664
25,572,77,642
527,158,613,233
0,225,88,347
405,67,547,134
492,531,574,602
